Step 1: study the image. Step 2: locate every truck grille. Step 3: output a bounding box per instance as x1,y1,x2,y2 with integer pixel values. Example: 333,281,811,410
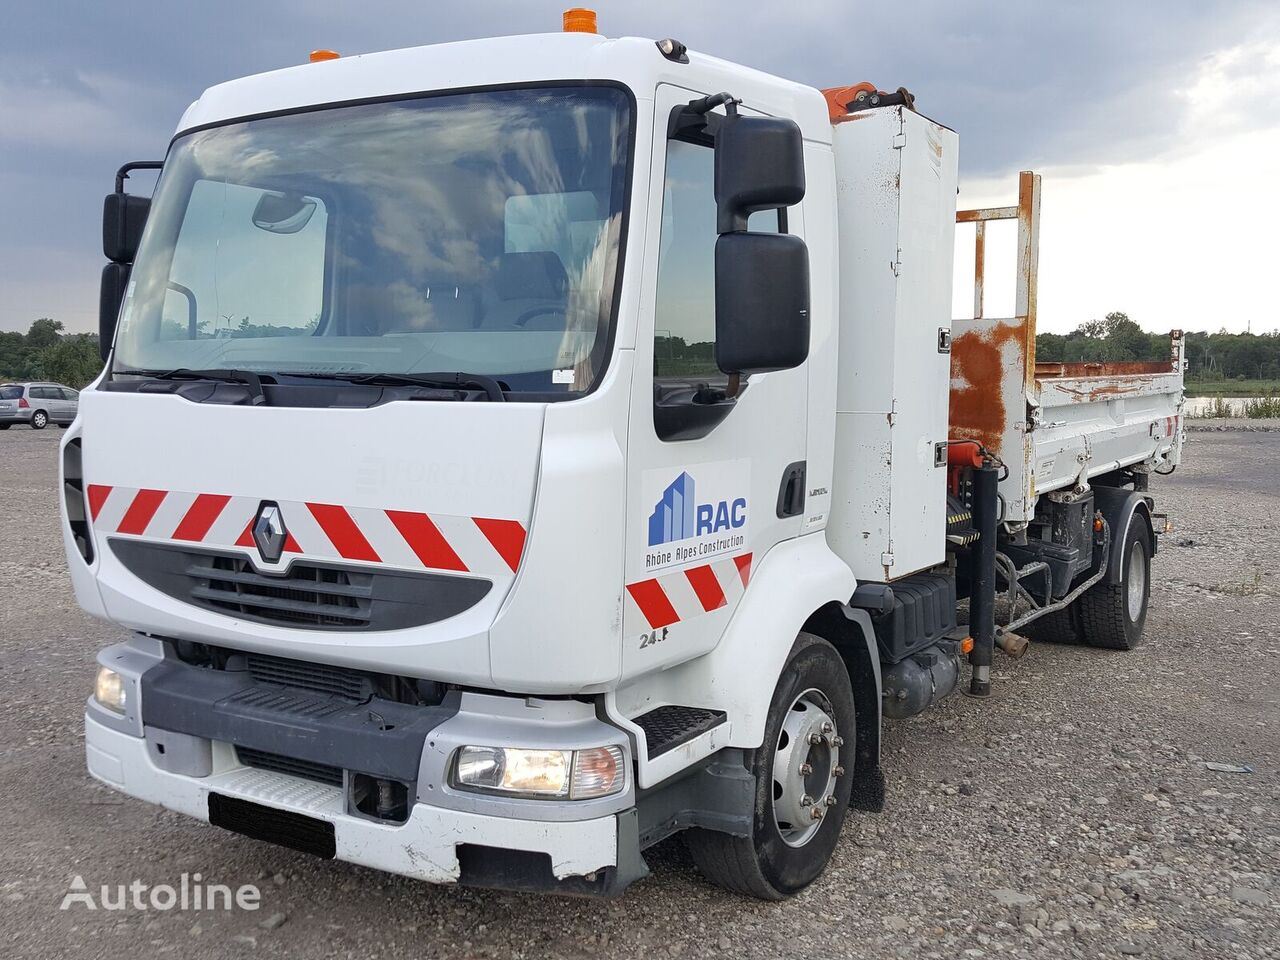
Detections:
235,747,344,786
108,539,492,631
193,554,371,628
245,652,373,701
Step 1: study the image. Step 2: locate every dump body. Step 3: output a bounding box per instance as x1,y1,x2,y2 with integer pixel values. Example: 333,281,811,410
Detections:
949,173,1185,526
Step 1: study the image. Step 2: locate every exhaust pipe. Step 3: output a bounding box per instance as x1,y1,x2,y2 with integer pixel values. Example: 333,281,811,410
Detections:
996,631,1029,659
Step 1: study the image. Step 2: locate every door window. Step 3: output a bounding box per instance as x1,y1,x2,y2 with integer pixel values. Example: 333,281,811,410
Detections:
653,140,778,384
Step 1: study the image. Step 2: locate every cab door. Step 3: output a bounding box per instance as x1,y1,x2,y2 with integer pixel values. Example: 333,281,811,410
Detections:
620,84,810,680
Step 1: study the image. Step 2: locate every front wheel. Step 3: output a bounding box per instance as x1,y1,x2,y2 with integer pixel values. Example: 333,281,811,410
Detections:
30,410,48,429
1078,518,1151,650
685,634,856,899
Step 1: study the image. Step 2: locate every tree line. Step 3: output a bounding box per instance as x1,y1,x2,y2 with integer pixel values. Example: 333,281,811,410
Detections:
3,312,1278,390
0,319,103,389
1035,312,1278,383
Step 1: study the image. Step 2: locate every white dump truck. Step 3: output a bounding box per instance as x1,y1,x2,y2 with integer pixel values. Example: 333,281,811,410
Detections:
69,11,1185,899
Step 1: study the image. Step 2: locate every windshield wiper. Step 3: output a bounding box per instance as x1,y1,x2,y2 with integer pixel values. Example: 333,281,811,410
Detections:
127,368,269,404
290,371,508,402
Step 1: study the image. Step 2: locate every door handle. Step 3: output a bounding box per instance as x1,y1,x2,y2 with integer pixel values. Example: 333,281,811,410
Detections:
776,461,806,518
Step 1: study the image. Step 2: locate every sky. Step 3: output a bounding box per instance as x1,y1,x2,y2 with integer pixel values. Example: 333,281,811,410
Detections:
2,0,1278,336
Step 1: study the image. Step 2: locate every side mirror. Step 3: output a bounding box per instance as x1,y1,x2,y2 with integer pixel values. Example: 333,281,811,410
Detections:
712,112,809,377
100,161,163,362
103,193,151,264
714,233,810,376
714,114,805,233
100,194,146,361
99,263,131,362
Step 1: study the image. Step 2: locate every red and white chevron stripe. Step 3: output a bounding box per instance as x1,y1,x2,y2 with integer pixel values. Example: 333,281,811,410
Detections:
85,485,526,580
625,553,753,632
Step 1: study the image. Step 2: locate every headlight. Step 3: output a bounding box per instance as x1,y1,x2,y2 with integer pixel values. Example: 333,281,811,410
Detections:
94,666,127,713
454,745,625,800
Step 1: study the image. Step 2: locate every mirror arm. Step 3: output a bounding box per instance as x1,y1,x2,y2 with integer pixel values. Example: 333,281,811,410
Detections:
668,92,740,141
687,92,739,117
114,160,164,195
725,372,742,400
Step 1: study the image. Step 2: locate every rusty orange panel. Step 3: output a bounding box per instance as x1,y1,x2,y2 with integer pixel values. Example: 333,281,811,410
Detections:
948,319,1031,456
1034,360,1175,379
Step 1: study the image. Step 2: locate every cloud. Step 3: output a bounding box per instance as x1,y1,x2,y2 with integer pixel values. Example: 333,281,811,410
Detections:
2,0,1278,332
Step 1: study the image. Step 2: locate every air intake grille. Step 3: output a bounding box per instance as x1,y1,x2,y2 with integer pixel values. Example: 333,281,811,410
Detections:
193,555,371,628
236,747,344,786
109,539,492,632
208,793,336,859
245,652,373,702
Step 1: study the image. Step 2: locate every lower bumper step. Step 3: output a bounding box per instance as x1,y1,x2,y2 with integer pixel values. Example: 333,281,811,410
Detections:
634,705,726,759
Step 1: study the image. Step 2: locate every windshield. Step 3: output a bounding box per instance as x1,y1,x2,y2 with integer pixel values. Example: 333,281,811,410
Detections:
112,85,632,395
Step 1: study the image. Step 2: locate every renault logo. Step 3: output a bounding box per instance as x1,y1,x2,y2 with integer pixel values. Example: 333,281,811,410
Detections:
252,503,288,564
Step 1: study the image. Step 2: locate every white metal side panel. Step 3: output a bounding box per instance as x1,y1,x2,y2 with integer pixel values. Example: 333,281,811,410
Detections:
827,108,958,581
1031,372,1185,496
801,143,840,536
889,110,959,574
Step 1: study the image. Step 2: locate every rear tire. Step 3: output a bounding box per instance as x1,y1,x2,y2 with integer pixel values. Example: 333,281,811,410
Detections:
0,423,10,430
1023,606,1083,644
685,634,856,900
1078,518,1151,650
30,410,48,429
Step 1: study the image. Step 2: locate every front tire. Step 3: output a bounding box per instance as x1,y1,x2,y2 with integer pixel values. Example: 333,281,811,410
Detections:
1079,518,1151,650
30,410,48,429
685,634,856,899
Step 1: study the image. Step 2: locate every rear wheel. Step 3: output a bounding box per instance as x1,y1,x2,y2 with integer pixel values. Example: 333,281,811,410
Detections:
685,634,855,899
30,410,48,429
0,423,10,430
1023,606,1083,644
1078,519,1151,650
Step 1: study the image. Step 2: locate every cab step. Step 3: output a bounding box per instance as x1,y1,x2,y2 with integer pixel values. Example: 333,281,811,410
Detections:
634,705,726,759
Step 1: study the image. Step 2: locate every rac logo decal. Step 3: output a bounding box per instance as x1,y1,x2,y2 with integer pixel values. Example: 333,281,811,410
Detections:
647,472,747,547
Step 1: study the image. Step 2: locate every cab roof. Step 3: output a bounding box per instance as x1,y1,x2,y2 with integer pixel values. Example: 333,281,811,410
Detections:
175,33,832,145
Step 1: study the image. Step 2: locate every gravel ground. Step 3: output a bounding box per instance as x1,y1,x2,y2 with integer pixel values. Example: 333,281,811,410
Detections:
1186,418,1280,432
0,426,1276,960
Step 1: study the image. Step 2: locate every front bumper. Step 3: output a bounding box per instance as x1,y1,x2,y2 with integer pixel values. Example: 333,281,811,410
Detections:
86,713,635,890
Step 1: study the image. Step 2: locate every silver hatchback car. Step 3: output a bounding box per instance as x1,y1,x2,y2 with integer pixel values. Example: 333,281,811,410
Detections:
0,382,80,430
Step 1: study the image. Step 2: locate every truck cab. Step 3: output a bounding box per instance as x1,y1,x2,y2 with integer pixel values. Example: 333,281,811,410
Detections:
69,14,1183,899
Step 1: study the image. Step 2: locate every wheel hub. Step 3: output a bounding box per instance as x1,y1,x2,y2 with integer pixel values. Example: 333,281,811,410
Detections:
772,688,843,847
